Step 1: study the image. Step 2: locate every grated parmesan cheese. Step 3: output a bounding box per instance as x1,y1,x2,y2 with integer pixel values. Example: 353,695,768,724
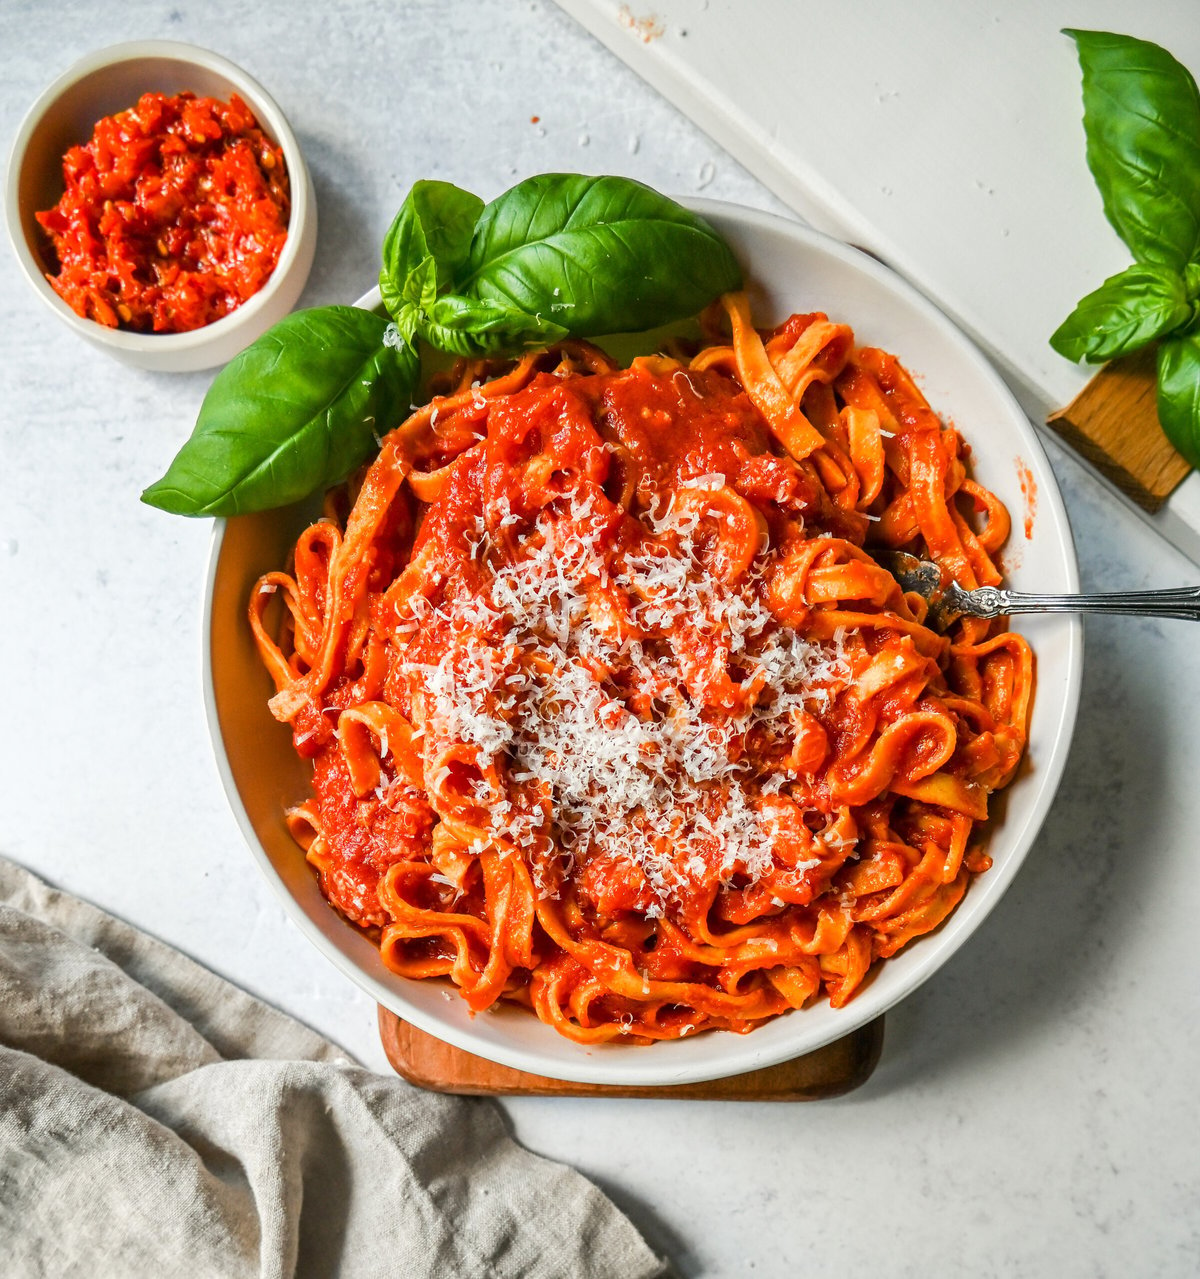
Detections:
399,489,855,912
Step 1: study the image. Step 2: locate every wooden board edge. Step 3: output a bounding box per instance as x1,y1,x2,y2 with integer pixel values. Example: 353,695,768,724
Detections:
1045,348,1190,513
377,1006,884,1100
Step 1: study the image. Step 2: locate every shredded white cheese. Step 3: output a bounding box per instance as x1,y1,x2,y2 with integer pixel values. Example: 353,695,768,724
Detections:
400,489,854,911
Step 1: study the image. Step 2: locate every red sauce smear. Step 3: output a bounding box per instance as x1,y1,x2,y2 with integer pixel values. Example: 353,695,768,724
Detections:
36,91,290,334
1015,456,1038,540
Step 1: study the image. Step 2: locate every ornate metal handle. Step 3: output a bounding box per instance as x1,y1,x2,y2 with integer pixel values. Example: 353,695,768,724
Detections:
950,583,1200,622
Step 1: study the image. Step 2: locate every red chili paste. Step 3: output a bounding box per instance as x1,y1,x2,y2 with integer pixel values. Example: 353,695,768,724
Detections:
36,91,290,334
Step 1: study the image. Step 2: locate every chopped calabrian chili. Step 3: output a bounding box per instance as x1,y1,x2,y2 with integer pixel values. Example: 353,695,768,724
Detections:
36,91,290,334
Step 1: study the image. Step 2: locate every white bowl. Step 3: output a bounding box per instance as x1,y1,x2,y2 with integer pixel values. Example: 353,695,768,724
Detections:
204,201,1082,1086
6,40,317,372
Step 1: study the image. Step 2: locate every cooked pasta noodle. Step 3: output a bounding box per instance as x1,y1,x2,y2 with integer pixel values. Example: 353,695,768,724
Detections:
251,294,1033,1043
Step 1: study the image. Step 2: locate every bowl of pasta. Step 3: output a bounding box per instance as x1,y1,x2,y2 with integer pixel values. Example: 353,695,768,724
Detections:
205,200,1081,1086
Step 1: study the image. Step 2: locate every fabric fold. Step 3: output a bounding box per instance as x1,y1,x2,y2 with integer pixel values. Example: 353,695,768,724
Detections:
0,857,668,1279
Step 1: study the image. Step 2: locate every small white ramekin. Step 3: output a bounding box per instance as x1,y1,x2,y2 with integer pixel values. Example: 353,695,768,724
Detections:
6,40,317,372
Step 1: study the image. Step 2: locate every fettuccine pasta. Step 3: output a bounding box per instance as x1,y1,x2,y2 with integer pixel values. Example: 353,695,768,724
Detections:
251,294,1032,1043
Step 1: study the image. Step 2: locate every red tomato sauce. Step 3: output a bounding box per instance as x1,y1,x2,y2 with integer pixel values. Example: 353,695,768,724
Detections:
36,91,290,333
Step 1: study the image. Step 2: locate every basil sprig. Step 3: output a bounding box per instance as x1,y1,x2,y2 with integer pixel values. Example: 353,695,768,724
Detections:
142,307,418,516
143,173,741,516
1050,30,1200,467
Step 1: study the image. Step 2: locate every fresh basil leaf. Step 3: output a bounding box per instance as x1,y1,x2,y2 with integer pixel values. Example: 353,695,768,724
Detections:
380,181,483,320
385,256,452,353
1185,260,1200,300
416,293,570,357
389,300,422,348
457,173,742,337
1156,329,1200,468
387,260,439,346
1050,262,1193,362
1065,29,1200,269
141,307,418,516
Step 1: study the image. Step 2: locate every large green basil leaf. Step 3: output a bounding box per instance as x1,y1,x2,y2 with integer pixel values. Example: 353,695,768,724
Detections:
1066,29,1200,269
1156,329,1200,468
1049,262,1193,362
457,173,742,336
379,181,483,320
142,307,418,516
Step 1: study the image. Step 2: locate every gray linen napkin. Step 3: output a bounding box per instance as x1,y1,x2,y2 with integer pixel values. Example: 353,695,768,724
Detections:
0,857,668,1279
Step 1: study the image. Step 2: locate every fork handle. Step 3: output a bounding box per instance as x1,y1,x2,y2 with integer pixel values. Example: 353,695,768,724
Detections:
959,584,1200,622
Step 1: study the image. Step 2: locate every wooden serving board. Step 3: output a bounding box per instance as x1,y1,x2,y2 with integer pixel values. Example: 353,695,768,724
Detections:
378,1007,884,1100
1045,348,1189,513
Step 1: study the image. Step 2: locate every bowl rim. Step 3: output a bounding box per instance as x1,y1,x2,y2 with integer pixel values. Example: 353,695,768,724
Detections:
5,38,311,355
202,199,1083,1085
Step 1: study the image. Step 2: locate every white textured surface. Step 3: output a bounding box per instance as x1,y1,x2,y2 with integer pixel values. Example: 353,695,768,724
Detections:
2,3,1198,1276
555,0,1200,564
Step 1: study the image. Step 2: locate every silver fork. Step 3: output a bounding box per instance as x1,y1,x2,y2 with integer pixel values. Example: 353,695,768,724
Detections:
876,551,1200,632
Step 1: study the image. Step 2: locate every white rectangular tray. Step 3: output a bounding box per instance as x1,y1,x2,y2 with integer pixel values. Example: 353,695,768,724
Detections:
554,0,1200,563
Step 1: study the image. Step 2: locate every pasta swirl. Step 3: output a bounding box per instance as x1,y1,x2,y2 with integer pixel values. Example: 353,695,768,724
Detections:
251,296,1033,1043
